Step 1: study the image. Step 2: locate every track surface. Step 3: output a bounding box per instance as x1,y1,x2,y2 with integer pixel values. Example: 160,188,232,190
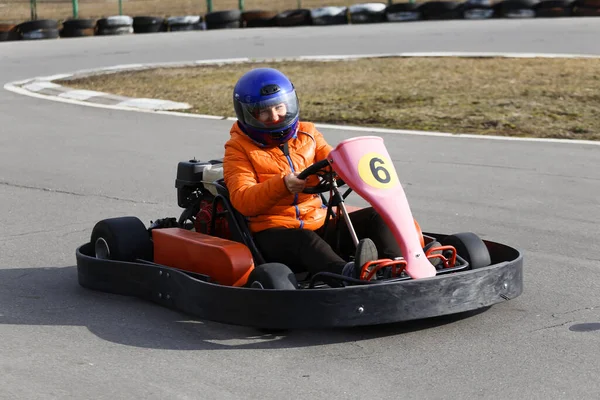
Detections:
1,19,599,399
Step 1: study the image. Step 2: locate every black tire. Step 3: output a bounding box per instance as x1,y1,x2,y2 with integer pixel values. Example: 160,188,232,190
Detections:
60,28,95,38
386,2,420,12
133,16,164,25
275,9,313,26
62,19,96,30
244,18,277,28
572,4,600,15
21,29,60,40
134,23,165,33
206,20,241,30
573,0,600,6
0,30,20,41
493,0,539,17
90,216,153,262
133,16,165,33
96,17,133,30
312,14,349,25
96,26,133,36
418,1,462,20
349,11,386,24
459,0,494,19
167,24,197,31
533,0,574,15
15,19,59,33
241,10,277,27
441,232,491,270
205,10,242,25
246,263,298,290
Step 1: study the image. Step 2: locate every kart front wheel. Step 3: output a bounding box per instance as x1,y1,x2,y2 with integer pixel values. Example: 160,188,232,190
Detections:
90,216,153,262
441,232,491,270
247,263,298,290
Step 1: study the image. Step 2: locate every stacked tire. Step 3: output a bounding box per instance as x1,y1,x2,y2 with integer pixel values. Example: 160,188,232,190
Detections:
310,7,349,25
0,23,20,42
419,1,462,19
348,3,387,23
133,16,165,33
205,10,241,30
385,3,422,22
493,0,539,17
165,16,204,31
460,0,495,19
274,9,313,26
13,19,59,40
95,16,134,35
572,0,600,15
241,10,277,28
533,0,574,16
60,19,96,38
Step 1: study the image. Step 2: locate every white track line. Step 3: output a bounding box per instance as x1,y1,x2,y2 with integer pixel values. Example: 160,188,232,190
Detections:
4,52,600,146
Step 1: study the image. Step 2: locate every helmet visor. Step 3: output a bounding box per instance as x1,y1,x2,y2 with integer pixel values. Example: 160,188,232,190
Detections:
240,91,299,131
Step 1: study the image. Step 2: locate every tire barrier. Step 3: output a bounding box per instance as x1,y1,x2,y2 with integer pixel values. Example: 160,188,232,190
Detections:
60,19,96,38
165,16,204,31
2,0,600,43
533,0,574,16
241,10,278,28
274,9,313,26
572,0,600,15
311,7,349,25
419,1,462,19
385,3,422,21
95,16,134,36
133,16,165,33
205,10,242,29
461,0,495,19
493,0,539,17
5,19,60,41
349,3,387,23
0,23,20,42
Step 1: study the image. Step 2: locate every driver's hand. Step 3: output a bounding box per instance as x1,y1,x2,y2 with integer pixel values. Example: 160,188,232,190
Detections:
284,172,306,194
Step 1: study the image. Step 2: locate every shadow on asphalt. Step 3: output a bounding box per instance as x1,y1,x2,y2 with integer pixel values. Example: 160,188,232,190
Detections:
0,266,491,350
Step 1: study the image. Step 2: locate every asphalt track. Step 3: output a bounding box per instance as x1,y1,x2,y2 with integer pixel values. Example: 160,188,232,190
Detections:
1,18,600,399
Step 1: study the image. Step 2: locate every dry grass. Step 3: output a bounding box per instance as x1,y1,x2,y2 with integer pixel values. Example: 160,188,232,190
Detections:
2,0,410,22
58,57,600,141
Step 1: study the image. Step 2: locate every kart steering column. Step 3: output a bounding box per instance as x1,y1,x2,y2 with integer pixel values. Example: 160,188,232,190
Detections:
330,178,360,248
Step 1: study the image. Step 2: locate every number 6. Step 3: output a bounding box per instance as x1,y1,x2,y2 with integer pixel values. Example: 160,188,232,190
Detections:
369,158,391,184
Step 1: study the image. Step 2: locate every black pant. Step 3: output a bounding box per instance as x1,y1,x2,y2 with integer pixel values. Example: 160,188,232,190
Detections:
252,207,402,275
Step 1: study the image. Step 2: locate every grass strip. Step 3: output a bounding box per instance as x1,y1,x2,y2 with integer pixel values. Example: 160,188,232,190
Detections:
59,57,600,141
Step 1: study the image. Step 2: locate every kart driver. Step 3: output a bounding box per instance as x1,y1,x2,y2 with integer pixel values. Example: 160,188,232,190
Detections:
222,68,403,280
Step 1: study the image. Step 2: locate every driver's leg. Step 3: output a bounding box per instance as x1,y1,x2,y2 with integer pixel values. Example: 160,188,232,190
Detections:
253,228,349,275
324,207,402,260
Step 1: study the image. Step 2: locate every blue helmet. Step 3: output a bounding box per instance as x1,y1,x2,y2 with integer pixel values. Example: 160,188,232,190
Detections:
233,68,300,147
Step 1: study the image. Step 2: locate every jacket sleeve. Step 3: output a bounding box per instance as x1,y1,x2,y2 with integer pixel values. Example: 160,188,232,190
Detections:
223,140,291,217
313,127,333,162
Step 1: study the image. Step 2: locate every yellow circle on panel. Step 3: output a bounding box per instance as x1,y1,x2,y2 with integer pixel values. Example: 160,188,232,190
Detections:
357,152,399,189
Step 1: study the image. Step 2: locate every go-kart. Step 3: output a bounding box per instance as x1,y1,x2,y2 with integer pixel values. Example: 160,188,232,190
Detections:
75,136,523,330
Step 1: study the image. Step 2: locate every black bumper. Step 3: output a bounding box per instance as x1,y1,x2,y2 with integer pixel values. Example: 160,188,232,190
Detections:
75,236,523,329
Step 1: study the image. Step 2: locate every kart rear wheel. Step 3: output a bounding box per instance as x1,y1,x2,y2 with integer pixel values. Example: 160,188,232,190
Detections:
247,263,298,290
90,216,153,262
441,232,491,270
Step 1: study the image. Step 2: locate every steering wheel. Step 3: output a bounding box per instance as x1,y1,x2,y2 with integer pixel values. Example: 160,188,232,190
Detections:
297,159,346,194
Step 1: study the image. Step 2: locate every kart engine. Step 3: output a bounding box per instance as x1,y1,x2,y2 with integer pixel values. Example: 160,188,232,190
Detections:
175,158,224,207
175,158,230,238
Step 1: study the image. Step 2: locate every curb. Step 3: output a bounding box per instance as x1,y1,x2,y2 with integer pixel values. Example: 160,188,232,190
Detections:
4,52,600,144
9,75,192,111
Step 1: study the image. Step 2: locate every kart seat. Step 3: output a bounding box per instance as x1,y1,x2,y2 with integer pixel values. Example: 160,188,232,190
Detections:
210,178,266,265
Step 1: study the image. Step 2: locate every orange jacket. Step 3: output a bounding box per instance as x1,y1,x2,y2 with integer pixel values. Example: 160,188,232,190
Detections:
223,121,333,233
